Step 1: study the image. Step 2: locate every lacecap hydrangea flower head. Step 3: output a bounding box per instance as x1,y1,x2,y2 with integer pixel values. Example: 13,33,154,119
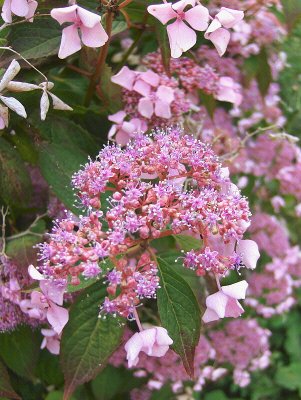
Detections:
34,127,259,364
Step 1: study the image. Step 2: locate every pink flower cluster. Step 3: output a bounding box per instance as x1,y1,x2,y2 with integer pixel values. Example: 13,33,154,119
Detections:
148,1,243,58
35,128,255,319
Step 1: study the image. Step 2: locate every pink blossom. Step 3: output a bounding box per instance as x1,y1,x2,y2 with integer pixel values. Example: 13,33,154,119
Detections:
111,67,160,94
216,77,242,105
124,326,173,367
1,0,37,23
20,265,68,334
108,111,147,146
50,5,108,59
202,280,248,323
147,0,209,58
205,8,244,56
138,85,175,119
41,328,61,355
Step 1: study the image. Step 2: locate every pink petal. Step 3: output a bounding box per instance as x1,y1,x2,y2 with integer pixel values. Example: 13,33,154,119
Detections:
205,18,222,35
108,124,117,140
131,118,147,132
40,280,65,305
58,25,81,59
155,327,173,346
139,328,157,355
11,0,29,17
147,2,176,25
172,0,195,13
138,98,154,119
236,240,260,270
140,70,160,87
156,85,174,104
221,280,248,300
80,23,108,48
28,265,44,280
115,130,132,146
202,307,220,323
154,99,171,119
121,120,136,135
216,7,244,29
125,332,144,367
167,20,196,58
225,297,244,318
50,5,77,25
45,337,60,355
205,27,230,57
205,291,228,318
108,110,126,124
25,0,38,22
41,328,57,337
31,291,46,308
184,4,209,31
133,79,152,96
111,66,137,90
47,302,69,334
1,0,12,23
77,6,101,28
150,344,170,357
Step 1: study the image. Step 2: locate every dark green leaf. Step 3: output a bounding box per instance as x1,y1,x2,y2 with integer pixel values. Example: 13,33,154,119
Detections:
0,359,21,399
157,255,201,377
60,281,124,400
173,234,202,252
0,326,41,380
275,363,301,391
0,137,32,208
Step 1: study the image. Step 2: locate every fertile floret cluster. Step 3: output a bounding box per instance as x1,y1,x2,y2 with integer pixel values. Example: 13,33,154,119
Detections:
36,127,253,317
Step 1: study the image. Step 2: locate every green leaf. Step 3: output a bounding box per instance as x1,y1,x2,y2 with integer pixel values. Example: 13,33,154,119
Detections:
6,233,43,269
60,281,124,400
6,18,61,61
91,365,145,400
275,363,301,392
38,142,87,215
111,21,128,36
0,359,21,399
36,350,64,387
99,64,122,113
204,391,230,400
0,326,41,380
199,91,216,119
173,234,202,252
256,48,273,96
281,0,301,32
156,255,201,377
154,21,170,75
0,137,32,208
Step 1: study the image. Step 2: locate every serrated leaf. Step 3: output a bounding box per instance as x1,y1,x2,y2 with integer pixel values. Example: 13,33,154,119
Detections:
157,255,201,378
60,281,124,400
0,137,32,208
0,359,21,399
38,142,87,215
0,326,41,380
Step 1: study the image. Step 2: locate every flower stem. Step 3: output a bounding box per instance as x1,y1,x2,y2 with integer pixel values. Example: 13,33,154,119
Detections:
84,11,114,106
133,307,143,331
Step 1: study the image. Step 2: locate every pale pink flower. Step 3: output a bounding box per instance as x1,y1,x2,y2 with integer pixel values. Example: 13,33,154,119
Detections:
20,265,68,334
108,111,147,146
41,328,61,355
51,5,108,59
216,76,242,105
147,0,209,58
202,280,248,323
124,326,173,368
205,7,244,56
1,0,37,23
138,85,175,119
271,195,285,213
111,66,159,94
